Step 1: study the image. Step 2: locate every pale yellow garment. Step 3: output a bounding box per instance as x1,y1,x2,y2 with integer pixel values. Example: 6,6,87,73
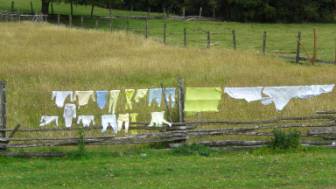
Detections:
185,87,222,112
125,89,136,110
130,113,138,135
74,91,95,109
108,90,120,113
117,113,130,133
134,89,148,103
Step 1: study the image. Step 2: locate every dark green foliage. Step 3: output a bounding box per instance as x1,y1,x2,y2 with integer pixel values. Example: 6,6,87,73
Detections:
270,129,301,150
172,144,212,156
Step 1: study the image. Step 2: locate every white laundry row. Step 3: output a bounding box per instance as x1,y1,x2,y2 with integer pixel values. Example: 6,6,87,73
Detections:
52,88,176,113
40,108,172,133
224,84,335,111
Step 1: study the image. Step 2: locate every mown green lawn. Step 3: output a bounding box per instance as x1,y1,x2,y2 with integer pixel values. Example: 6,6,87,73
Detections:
1,146,336,189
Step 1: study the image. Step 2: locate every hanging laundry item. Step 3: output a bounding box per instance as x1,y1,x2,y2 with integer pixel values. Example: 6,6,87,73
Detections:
262,85,335,111
96,91,109,110
163,88,176,107
74,91,95,109
52,91,74,108
40,116,59,127
185,87,222,112
148,88,162,107
134,89,148,103
101,114,118,133
125,89,136,110
224,87,263,102
129,113,139,135
117,114,130,133
108,90,120,114
63,103,76,128
77,115,95,128
148,112,172,127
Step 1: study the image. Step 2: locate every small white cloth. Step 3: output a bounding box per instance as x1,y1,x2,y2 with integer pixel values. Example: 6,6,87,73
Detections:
224,87,263,102
148,112,172,127
262,85,335,111
52,91,74,108
74,91,95,109
101,114,118,133
134,89,148,103
117,114,130,133
40,116,58,127
77,115,95,128
63,104,76,128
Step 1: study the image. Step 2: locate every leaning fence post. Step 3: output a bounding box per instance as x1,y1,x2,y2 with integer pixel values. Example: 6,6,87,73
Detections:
296,32,301,63
30,1,34,14
145,18,148,39
184,28,187,47
178,79,185,123
232,30,237,50
57,14,60,25
163,23,167,44
207,31,211,48
262,31,267,55
0,81,7,139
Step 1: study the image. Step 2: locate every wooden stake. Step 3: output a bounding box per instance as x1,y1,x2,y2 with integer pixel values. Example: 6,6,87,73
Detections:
145,18,148,39
57,14,60,25
232,30,237,50
262,31,267,55
207,31,211,48
312,28,317,65
69,15,72,28
184,28,187,47
0,81,6,138
80,16,84,27
163,23,167,44
296,32,301,63
178,79,185,123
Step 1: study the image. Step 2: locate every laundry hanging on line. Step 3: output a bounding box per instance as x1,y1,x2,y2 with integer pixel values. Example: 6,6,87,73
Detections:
134,89,148,103
148,88,162,107
96,91,109,110
77,115,95,128
224,87,264,102
163,88,176,108
74,91,96,109
185,87,222,112
148,111,172,127
125,89,136,110
117,113,130,133
101,114,118,133
40,116,59,127
52,91,74,108
63,103,76,128
108,90,120,114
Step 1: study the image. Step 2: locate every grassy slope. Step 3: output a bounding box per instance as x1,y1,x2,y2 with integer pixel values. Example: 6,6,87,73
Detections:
1,147,336,189
1,22,336,131
1,0,336,60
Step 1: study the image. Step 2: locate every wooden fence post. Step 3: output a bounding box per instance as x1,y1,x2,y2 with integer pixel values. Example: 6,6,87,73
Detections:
126,16,129,33
199,7,203,17
312,28,317,65
296,32,301,63
18,13,21,23
10,1,15,12
0,81,6,139
232,30,237,50
109,17,113,32
163,23,167,44
207,31,211,48
262,31,267,55
178,79,185,123
57,14,60,25
184,28,187,47
80,16,84,27
182,7,186,18
145,18,148,39
69,15,72,28
30,1,34,14
95,17,99,30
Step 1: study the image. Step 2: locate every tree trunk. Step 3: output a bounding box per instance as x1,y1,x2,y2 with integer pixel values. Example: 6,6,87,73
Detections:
41,0,49,15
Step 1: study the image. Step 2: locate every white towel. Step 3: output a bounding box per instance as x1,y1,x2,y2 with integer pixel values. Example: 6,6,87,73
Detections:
40,116,59,127
101,114,118,133
74,91,95,109
77,115,95,128
148,112,172,127
224,87,263,102
52,91,74,108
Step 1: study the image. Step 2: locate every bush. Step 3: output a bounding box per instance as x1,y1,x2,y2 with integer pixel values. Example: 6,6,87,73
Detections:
270,129,301,150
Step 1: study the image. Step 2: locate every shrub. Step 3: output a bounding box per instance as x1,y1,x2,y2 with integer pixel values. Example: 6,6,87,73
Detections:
270,129,301,150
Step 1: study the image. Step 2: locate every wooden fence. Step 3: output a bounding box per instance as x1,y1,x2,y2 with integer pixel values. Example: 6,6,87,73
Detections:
1,12,336,65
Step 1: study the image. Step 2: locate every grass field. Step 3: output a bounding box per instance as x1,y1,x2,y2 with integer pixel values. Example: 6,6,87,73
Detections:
1,0,336,61
1,146,336,189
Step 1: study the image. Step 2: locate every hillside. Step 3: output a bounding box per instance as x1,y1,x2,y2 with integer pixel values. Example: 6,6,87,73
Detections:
1,22,336,129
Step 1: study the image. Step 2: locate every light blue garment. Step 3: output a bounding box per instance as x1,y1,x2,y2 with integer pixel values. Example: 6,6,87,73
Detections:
164,88,176,108
96,91,108,110
148,88,162,107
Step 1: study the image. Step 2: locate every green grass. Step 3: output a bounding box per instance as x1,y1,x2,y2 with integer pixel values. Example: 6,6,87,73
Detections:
1,146,336,188
1,0,336,61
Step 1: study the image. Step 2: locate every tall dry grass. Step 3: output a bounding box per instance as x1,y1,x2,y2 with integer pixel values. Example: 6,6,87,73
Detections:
1,22,336,136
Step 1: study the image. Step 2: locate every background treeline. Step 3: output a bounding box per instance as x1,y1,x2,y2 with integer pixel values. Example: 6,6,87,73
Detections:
60,0,336,22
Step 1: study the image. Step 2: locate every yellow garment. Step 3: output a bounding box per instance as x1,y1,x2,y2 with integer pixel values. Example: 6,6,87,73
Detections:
130,113,138,135
134,89,148,103
185,87,222,112
74,91,95,109
125,89,136,110
108,90,120,114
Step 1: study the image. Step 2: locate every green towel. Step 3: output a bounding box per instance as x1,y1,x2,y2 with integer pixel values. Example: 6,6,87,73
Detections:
185,87,222,112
